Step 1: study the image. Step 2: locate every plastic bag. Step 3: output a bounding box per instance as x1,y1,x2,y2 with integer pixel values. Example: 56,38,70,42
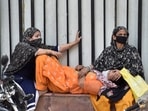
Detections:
120,68,148,101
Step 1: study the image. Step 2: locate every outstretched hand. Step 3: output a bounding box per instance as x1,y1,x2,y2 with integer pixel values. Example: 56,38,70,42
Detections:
74,31,82,44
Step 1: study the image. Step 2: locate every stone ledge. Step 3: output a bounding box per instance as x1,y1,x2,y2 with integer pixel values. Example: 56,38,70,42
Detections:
35,93,94,111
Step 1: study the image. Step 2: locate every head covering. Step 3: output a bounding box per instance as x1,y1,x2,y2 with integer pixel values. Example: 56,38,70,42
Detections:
112,26,129,37
22,27,40,42
93,26,144,77
5,27,40,75
5,27,58,75
110,26,129,51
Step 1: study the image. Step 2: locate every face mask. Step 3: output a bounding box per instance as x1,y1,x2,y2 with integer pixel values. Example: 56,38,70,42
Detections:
115,36,128,44
29,38,42,47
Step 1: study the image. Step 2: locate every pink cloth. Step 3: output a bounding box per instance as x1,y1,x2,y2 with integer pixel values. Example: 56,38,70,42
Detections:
92,70,117,95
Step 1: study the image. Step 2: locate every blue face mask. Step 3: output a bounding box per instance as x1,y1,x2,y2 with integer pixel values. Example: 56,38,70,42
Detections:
116,36,128,44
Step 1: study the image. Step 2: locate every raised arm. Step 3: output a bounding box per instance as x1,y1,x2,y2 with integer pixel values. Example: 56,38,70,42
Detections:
58,31,81,52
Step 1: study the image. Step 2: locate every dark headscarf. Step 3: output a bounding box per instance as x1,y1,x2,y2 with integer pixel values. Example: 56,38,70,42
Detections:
94,26,144,102
93,26,144,78
5,27,40,75
22,27,40,42
112,26,129,37
5,27,58,75
111,26,129,51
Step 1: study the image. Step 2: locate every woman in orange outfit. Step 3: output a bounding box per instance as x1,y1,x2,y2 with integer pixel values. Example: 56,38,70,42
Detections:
35,55,103,96
6,27,94,111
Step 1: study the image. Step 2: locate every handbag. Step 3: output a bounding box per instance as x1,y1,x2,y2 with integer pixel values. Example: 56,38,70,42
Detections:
120,68,148,101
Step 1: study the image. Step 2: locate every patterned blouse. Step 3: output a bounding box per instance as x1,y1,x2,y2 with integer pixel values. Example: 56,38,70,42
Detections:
93,41,144,102
93,42,144,79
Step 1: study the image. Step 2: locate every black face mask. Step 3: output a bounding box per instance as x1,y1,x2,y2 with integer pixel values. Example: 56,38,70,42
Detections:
115,36,128,44
29,38,42,47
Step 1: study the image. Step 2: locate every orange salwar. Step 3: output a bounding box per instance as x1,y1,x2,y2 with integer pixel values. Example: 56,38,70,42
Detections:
35,55,103,95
